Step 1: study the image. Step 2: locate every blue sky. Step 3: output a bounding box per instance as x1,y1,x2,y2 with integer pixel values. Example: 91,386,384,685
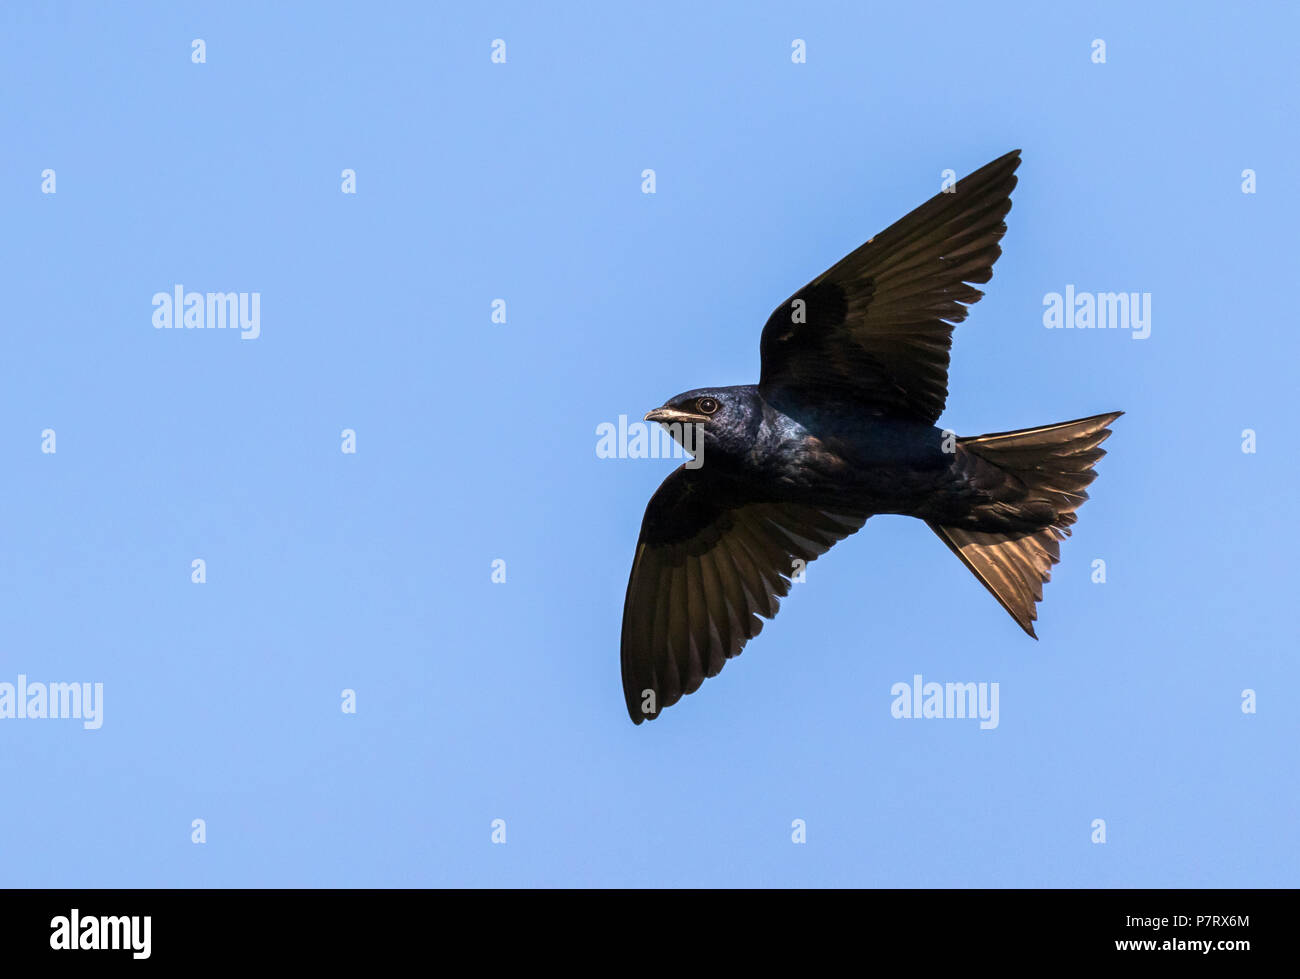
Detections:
1,1,1295,887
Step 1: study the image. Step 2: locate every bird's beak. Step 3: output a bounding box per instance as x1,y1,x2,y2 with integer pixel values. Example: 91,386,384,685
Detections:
644,407,708,424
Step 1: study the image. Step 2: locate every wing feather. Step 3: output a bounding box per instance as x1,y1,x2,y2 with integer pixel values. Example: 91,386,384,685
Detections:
621,468,867,723
758,150,1021,422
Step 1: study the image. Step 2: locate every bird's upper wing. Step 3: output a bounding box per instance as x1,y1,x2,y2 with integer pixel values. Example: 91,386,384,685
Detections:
758,150,1021,424
621,465,867,723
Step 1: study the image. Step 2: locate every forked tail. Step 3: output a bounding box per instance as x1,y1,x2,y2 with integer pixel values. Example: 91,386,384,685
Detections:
927,411,1123,637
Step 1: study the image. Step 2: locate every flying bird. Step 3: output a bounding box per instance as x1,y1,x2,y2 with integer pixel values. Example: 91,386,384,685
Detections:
621,149,1121,724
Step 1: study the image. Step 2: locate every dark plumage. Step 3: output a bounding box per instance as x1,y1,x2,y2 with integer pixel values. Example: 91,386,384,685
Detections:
621,150,1121,724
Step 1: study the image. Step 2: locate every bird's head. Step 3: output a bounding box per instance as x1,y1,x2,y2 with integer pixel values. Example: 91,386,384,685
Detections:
643,385,762,465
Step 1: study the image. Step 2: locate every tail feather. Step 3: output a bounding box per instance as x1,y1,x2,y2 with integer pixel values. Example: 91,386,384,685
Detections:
928,411,1122,637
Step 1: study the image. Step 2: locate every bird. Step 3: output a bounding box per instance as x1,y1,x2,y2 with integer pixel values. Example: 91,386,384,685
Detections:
620,149,1121,724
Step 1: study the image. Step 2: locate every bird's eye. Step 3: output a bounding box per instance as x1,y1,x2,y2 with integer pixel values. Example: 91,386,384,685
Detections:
696,397,719,415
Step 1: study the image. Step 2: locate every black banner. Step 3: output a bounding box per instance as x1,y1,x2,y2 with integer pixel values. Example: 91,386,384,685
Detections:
1,888,1274,965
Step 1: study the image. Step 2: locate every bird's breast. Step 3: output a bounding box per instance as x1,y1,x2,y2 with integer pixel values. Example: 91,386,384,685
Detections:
750,414,955,509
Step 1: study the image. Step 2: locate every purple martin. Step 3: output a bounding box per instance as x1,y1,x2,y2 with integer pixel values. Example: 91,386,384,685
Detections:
621,150,1121,724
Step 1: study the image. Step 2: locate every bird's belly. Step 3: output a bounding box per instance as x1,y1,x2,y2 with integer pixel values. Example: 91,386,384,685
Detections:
764,433,955,514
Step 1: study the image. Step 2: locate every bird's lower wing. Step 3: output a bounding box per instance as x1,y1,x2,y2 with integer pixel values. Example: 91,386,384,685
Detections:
621,466,868,724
